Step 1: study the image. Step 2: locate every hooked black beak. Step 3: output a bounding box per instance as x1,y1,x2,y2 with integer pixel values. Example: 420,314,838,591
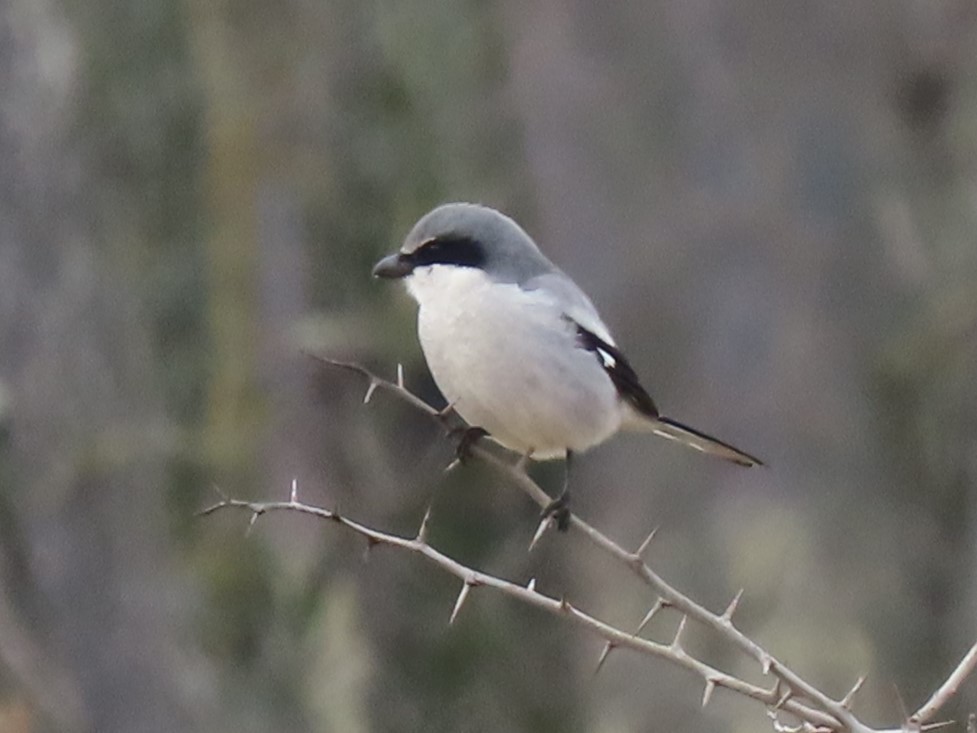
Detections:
372,253,414,279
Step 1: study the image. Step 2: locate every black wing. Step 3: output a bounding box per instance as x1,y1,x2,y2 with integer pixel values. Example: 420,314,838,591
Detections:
573,321,659,419
573,319,763,466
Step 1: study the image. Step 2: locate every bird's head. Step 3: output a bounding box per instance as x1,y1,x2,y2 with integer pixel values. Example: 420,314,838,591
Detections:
372,203,552,303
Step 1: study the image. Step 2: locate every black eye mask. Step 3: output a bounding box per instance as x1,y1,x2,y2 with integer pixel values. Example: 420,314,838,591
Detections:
407,236,486,269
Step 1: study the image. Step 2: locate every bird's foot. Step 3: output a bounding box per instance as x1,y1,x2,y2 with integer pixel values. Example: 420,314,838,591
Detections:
541,490,571,532
449,426,489,463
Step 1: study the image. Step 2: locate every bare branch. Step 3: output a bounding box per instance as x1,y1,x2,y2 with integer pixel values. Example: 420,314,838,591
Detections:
305,355,443,422
299,356,977,733
204,490,841,730
305,355,869,731
910,641,977,725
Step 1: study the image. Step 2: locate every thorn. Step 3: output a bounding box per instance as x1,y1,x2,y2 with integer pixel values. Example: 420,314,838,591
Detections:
526,577,536,592
443,458,461,475
210,483,229,502
840,675,865,709
529,516,554,552
437,400,457,420
289,478,298,503
921,721,957,732
722,589,744,622
449,582,472,626
893,683,909,722
702,679,716,708
245,511,260,536
363,380,378,404
396,363,405,389
636,598,665,634
595,642,615,675
774,685,793,710
417,504,434,544
671,615,688,651
635,526,659,558
559,596,572,613
761,654,773,675
515,450,533,472
362,539,374,564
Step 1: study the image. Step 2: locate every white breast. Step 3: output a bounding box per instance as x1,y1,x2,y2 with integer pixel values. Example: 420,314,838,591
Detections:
407,266,622,459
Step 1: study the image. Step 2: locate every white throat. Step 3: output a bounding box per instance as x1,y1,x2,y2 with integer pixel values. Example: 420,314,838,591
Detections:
405,264,488,307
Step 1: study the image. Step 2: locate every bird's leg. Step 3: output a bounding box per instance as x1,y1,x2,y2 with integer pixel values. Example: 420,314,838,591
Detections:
541,450,573,532
449,426,489,463
514,449,534,472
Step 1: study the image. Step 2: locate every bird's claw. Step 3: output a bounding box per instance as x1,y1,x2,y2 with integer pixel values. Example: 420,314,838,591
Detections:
540,491,571,532
449,426,489,463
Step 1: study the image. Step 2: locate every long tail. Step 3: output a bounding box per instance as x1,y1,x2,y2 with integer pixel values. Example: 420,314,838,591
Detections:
646,416,763,467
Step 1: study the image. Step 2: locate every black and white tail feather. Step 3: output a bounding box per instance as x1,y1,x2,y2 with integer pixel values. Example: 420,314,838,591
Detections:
575,321,762,468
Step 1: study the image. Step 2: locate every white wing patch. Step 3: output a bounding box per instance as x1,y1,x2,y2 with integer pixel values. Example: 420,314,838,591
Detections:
595,346,617,369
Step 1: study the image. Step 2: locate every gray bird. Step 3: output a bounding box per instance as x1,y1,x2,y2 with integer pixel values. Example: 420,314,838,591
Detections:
373,203,761,528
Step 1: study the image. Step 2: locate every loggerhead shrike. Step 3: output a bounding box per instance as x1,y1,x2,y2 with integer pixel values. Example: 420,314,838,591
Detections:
373,203,761,528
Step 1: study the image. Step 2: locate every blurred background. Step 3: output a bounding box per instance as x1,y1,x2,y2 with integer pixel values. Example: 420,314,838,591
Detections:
1,1,976,731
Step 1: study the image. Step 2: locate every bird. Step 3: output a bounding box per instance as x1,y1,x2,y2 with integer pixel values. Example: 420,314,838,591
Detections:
372,202,761,529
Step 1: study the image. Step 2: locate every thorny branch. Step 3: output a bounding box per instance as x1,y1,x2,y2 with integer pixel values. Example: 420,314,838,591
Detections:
204,355,977,733
910,643,977,727
200,484,838,731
